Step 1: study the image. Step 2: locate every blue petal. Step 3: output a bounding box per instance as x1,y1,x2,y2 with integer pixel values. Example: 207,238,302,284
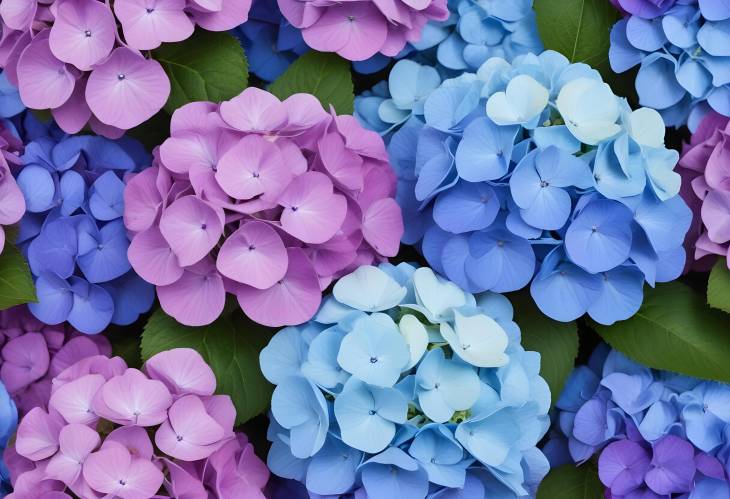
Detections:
101,272,154,326
28,272,73,325
267,436,309,481
636,54,686,110
88,171,125,221
59,170,85,216
52,136,136,173
271,376,329,458
593,135,647,200
0,73,25,118
455,118,518,182
301,326,349,389
465,229,535,293
433,182,500,234
27,218,77,279
17,165,56,213
586,265,645,325
676,58,713,98
260,327,310,385
360,448,429,499
532,125,581,154
625,16,666,51
699,0,730,21
77,219,131,283
662,6,701,48
633,192,692,252
424,81,481,132
436,33,468,71
66,276,114,334
305,437,361,496
609,19,645,73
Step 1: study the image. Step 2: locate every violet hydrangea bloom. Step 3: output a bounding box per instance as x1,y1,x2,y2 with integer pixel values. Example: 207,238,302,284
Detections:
277,0,449,62
386,50,692,325
545,345,730,498
608,0,730,130
0,305,111,418
261,263,552,498
677,109,730,271
14,118,154,334
0,0,251,136
0,72,25,256
4,347,269,499
124,88,404,328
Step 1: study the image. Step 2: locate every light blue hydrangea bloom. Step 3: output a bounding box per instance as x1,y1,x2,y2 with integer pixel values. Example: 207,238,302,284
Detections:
261,263,551,498
383,50,692,325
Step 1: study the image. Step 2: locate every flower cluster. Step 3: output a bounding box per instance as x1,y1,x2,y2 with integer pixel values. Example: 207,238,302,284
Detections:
678,110,730,270
608,0,730,130
388,50,692,324
0,306,110,417
16,120,154,334
124,88,403,328
261,263,551,498
5,348,269,499
410,0,542,73
0,72,25,255
0,380,17,496
277,0,449,62
232,0,309,82
546,345,730,498
0,0,251,136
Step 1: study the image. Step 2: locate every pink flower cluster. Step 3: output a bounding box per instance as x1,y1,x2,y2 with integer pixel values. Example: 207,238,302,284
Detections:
124,88,404,327
0,0,251,136
278,0,448,61
5,348,269,499
0,120,24,254
0,306,109,417
678,110,730,270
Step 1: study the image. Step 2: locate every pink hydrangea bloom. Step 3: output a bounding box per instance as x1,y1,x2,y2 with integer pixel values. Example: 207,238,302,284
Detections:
5,347,269,499
0,0,251,135
0,306,111,417
278,0,448,61
678,110,730,271
124,88,404,327
0,120,25,255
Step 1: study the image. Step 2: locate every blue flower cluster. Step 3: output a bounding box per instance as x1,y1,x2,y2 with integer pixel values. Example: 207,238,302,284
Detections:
261,263,551,498
609,1,730,130
15,119,154,334
546,344,730,496
0,73,24,120
386,50,692,325
412,0,542,73
0,381,17,496
231,0,309,82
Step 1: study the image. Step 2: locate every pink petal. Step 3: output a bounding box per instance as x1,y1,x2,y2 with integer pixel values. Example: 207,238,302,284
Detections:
0,166,25,225
0,0,37,30
335,114,389,161
51,76,91,134
125,457,165,498
48,373,105,425
83,442,132,494
278,171,347,244
190,0,223,12
155,395,225,461
95,368,172,426
282,93,330,136
358,162,396,210
216,221,288,288
165,458,208,498
50,335,104,377
190,0,251,31
17,34,76,110
215,135,290,200
362,197,403,257
49,0,116,71
702,190,730,244
123,167,162,233
105,426,154,460
53,355,127,391
159,195,224,267
170,101,221,135
317,132,364,190
46,423,100,484
301,3,387,61
157,257,226,326
1,333,49,393
128,226,184,286
219,87,287,133
160,129,237,175
705,135,730,191
236,247,322,326
144,348,216,397
201,394,236,430
88,115,126,139
15,407,64,461
278,0,323,28
86,47,170,130
114,0,194,51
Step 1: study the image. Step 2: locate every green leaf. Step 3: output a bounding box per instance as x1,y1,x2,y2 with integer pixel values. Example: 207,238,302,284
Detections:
153,30,248,114
537,463,603,499
593,281,730,384
708,260,730,315
105,325,143,369
269,51,354,115
510,291,579,405
0,227,36,310
126,111,171,151
141,308,273,424
534,0,620,73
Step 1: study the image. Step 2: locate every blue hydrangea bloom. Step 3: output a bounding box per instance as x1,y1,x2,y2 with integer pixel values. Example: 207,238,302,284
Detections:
545,345,730,497
609,1,730,130
261,263,551,498
0,381,17,496
14,118,154,334
384,50,692,325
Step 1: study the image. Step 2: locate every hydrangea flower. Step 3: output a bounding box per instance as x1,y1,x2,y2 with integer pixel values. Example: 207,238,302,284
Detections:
0,71,25,255
232,0,309,82
277,0,449,63
0,306,111,418
4,347,269,499
261,263,551,498
608,0,730,130
0,0,251,136
678,109,730,270
124,88,403,327
0,380,17,496
14,117,154,334
545,344,730,498
386,50,692,325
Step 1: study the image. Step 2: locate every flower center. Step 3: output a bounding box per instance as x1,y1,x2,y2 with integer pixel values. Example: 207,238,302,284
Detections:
117,74,126,81
146,7,155,13
540,180,549,188
84,30,92,37
347,15,355,21
369,357,378,364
